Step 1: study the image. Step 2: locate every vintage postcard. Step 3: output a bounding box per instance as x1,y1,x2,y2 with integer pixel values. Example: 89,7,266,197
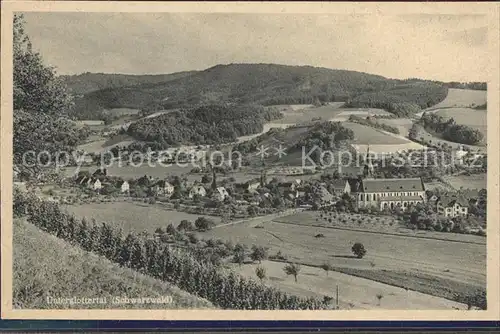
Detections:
1,1,499,321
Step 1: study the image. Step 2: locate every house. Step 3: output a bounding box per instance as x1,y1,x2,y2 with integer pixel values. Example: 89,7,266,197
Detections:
455,145,468,161
188,184,206,198
150,180,174,197
85,177,102,191
119,180,130,194
246,179,261,192
435,195,469,217
213,187,230,201
330,179,351,195
353,177,426,211
76,175,101,191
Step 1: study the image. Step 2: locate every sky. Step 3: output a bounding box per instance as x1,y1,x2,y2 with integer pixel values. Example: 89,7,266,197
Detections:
22,12,488,82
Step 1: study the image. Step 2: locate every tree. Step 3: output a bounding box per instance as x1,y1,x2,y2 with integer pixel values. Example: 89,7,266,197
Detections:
195,217,216,231
255,266,266,282
233,249,245,267
177,220,194,231
351,242,367,259
14,14,73,115
13,14,79,175
166,223,176,235
376,293,384,306
321,263,333,277
408,123,421,141
283,263,301,282
250,245,268,264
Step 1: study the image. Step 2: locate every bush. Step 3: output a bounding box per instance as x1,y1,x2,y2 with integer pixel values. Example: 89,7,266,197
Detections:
255,266,267,282
194,217,216,231
351,242,367,259
177,220,194,231
250,245,268,264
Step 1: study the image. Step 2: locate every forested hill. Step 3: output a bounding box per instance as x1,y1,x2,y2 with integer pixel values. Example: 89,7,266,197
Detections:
69,63,449,115
126,104,282,148
61,71,198,95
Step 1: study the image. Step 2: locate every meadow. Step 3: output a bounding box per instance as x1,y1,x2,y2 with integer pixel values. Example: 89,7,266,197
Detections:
232,260,466,310
201,219,486,300
64,202,221,234
271,104,390,124
435,108,487,137
428,88,487,109
343,122,410,145
443,174,487,191
274,211,486,244
13,219,213,309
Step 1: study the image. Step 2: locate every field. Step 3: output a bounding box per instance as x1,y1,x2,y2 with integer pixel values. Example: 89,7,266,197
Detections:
106,107,141,116
13,219,213,309
343,122,426,154
232,260,466,310
272,104,390,124
424,181,455,192
375,118,414,137
77,133,137,154
435,108,487,137
64,202,221,234
428,88,487,109
344,122,410,145
200,215,485,306
274,211,486,244
417,127,486,153
443,174,487,191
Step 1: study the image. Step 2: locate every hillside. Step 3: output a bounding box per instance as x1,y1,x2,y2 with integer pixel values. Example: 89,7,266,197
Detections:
61,71,198,95
126,104,282,147
70,63,449,114
13,219,214,309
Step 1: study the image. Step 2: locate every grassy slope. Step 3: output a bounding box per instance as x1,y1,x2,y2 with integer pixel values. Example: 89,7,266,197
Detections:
13,219,214,309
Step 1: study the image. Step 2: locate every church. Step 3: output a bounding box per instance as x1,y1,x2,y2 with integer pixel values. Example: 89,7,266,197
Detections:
351,146,427,211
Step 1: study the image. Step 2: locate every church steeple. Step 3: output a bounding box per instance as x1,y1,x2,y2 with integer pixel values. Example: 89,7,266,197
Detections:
210,163,217,190
363,145,374,178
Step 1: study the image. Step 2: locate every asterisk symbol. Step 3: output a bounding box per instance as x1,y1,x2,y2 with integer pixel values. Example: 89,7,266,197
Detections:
274,144,287,159
255,145,270,159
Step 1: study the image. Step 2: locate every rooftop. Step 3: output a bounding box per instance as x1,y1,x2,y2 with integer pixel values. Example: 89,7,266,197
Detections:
379,195,424,202
360,178,424,193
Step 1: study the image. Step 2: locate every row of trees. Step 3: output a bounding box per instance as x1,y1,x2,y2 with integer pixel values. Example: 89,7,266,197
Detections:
420,112,484,145
14,190,328,310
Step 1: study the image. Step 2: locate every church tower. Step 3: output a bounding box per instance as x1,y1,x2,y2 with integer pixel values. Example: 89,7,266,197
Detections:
362,145,374,178
210,164,217,190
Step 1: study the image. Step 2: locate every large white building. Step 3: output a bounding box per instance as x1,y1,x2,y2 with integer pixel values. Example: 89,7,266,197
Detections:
352,177,426,211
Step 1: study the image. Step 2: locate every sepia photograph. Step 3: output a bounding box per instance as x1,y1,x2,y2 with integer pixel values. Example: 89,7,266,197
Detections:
1,1,499,321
